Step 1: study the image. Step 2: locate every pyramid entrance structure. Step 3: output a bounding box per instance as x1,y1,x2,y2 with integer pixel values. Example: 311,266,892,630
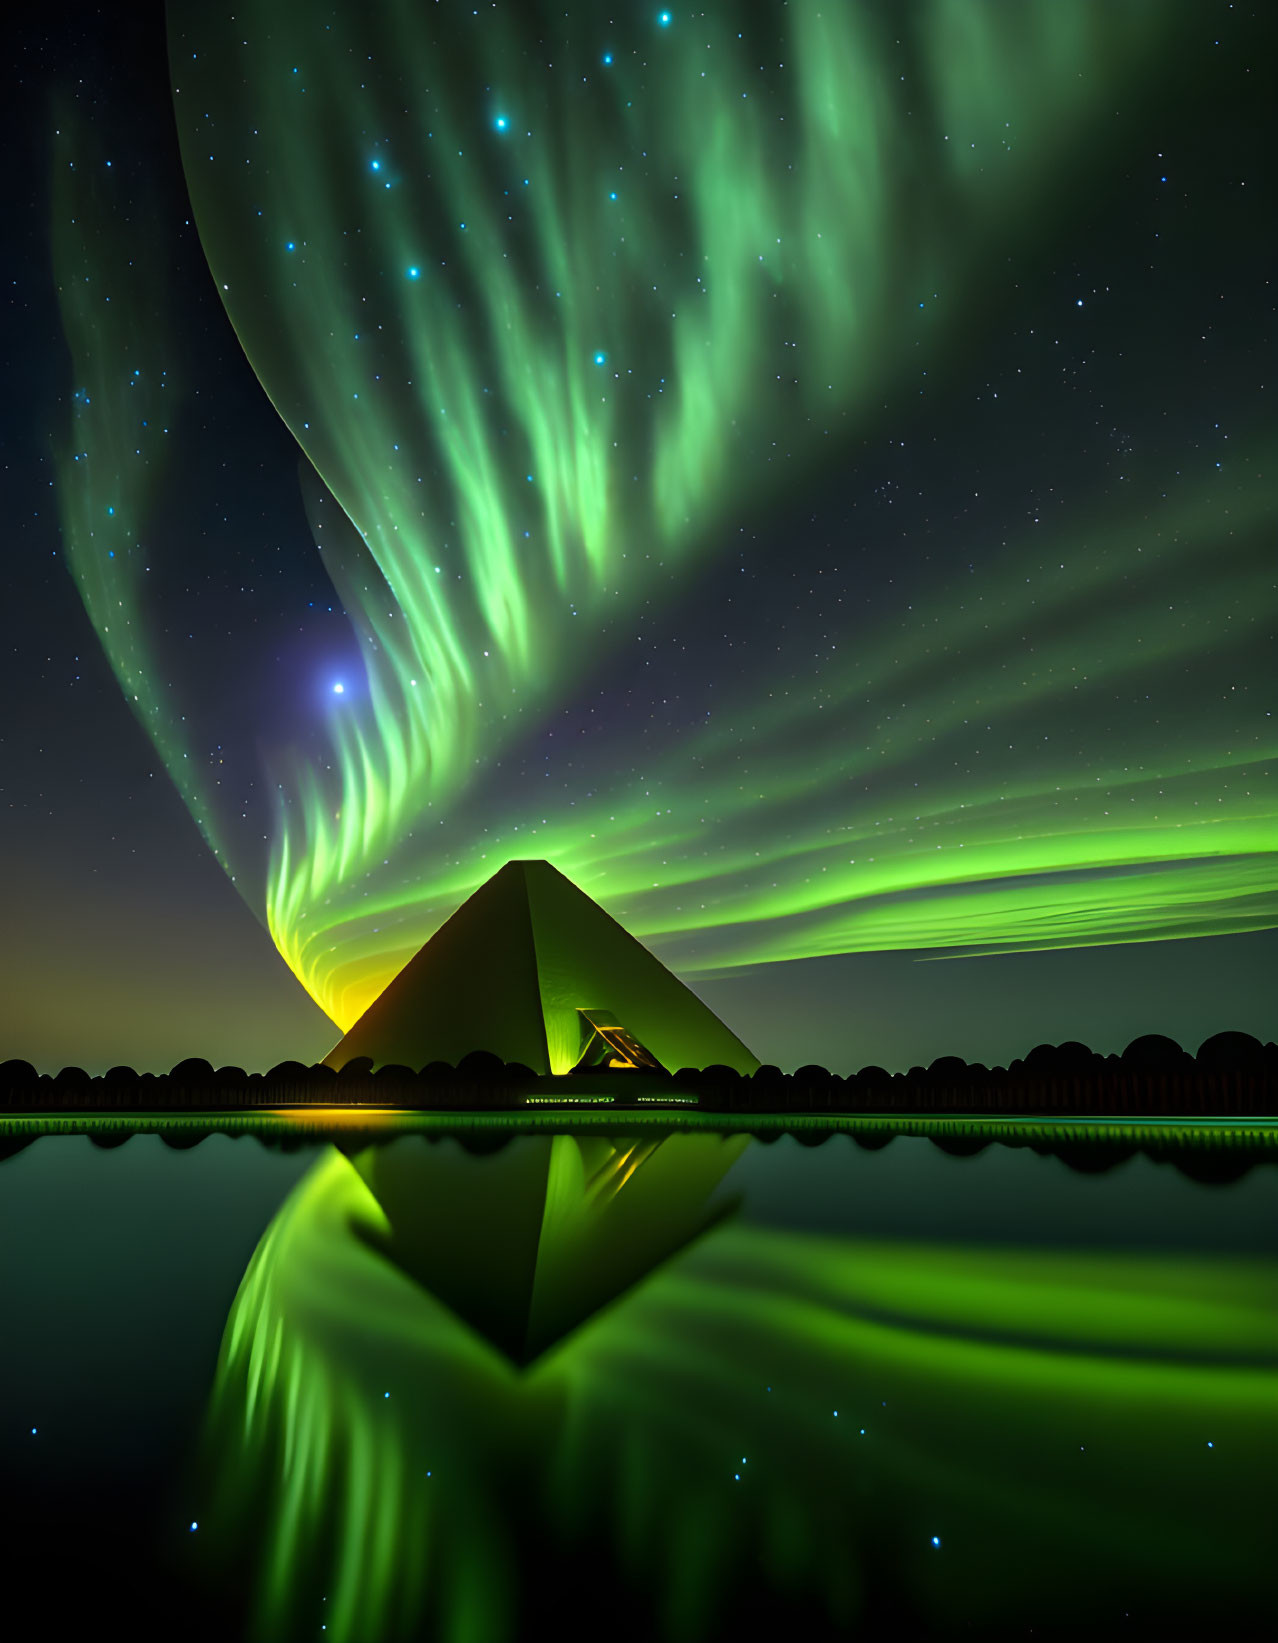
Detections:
573,1009,663,1072
323,859,759,1076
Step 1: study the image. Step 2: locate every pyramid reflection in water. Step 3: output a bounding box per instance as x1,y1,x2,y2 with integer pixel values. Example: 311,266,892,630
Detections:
351,1130,748,1364
206,1140,1278,1643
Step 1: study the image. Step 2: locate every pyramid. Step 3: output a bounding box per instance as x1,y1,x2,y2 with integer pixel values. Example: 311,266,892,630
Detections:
323,859,759,1075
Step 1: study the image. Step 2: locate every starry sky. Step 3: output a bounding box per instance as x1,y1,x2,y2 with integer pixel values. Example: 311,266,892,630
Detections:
3,0,1275,1075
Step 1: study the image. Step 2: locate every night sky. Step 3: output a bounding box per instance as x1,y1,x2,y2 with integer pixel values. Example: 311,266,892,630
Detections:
3,0,1274,1076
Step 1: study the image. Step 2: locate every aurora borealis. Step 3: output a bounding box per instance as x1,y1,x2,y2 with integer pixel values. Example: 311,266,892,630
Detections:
6,0,1276,1070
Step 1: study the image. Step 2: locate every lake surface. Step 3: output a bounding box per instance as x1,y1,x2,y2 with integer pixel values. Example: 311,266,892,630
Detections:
3,1121,1275,1641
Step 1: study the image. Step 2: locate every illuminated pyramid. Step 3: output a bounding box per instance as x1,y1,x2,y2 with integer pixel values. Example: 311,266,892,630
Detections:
323,859,759,1076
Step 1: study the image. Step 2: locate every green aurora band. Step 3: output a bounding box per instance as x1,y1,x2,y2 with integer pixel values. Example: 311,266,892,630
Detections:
53,2,1276,1030
51,107,232,878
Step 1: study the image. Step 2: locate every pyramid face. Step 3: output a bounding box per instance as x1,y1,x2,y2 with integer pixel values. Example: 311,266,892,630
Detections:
323,860,759,1075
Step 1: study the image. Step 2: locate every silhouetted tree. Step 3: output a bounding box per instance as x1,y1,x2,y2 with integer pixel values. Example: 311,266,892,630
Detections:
97,1065,140,1109
700,1062,742,1095
456,1050,505,1082
170,1057,214,1083
265,1060,312,1082
375,1064,416,1089
735,1066,784,1115
686,1061,745,1111
1196,1031,1263,1068
1122,1034,1189,1069
0,1060,39,1111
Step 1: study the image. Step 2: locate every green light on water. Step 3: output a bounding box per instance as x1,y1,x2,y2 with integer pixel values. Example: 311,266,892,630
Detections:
202,1143,1278,1641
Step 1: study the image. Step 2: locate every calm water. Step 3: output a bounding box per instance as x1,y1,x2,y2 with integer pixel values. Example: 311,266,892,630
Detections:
2,1123,1275,1641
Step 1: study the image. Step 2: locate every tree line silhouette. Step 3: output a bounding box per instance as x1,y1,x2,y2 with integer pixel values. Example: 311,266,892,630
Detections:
0,1032,1273,1114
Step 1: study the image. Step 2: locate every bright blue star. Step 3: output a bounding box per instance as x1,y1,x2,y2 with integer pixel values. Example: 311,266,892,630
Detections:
658,10,672,25
333,682,345,695
406,265,420,279
494,115,508,131
593,351,607,366
609,191,618,200
285,241,296,252
603,52,613,65
370,159,381,171
931,1536,941,1548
